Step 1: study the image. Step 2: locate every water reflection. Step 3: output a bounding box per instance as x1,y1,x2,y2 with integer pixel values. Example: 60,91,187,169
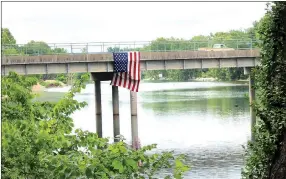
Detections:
35,81,251,179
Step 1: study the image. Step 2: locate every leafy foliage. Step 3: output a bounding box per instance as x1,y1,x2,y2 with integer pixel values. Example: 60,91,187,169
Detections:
1,29,92,86
202,67,247,81
1,28,18,55
1,72,190,179
1,28,16,44
242,2,286,178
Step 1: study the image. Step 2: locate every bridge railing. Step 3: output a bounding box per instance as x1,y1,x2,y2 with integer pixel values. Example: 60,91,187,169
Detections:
2,39,260,56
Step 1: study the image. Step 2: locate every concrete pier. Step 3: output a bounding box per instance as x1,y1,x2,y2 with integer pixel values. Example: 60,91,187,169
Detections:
244,67,256,141
91,72,114,138
130,91,139,149
112,86,120,142
95,80,103,138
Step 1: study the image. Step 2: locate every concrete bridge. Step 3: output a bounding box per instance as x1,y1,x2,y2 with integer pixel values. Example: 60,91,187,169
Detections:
1,44,260,147
1,49,260,75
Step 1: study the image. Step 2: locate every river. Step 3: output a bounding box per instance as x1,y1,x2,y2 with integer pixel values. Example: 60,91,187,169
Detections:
36,81,251,179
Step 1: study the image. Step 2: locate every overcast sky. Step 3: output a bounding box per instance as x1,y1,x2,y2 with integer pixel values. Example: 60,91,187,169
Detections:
2,2,267,44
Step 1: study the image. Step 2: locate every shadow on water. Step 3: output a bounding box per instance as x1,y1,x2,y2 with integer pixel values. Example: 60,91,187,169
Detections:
142,86,249,118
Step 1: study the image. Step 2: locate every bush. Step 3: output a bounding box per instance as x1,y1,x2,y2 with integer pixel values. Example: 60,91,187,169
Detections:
241,2,286,178
39,80,63,88
1,72,190,179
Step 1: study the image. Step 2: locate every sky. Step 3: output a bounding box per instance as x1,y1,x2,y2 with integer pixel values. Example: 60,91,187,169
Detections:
2,2,267,44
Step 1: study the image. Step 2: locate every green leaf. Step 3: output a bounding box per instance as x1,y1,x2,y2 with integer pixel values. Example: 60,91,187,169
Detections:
85,167,93,178
112,160,124,173
125,158,138,170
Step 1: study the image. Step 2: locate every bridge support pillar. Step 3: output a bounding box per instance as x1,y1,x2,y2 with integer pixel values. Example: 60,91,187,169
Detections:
244,67,256,141
112,86,120,142
91,73,103,138
130,91,139,149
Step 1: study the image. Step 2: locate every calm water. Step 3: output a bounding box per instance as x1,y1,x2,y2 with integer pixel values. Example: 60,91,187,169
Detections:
36,81,251,179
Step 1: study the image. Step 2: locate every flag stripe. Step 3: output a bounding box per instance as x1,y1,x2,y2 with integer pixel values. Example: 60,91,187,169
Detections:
119,72,123,86
131,52,137,91
115,73,119,86
111,73,116,86
136,80,140,92
123,72,127,88
128,53,133,90
133,52,136,80
128,52,131,76
130,52,133,79
134,52,138,80
137,52,140,80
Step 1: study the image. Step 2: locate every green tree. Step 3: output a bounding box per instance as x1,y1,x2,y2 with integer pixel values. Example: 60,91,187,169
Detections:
21,40,52,55
53,47,67,54
242,2,286,179
142,37,193,52
1,72,190,179
142,37,203,81
1,28,18,55
19,40,67,55
1,28,16,44
203,67,247,81
190,35,210,49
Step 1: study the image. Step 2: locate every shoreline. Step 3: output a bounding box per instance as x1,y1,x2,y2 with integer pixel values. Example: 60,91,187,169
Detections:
32,80,66,93
32,78,249,92
32,83,46,93
142,77,249,83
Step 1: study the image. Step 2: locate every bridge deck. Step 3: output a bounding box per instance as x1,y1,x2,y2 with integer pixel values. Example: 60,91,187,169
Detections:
1,50,260,75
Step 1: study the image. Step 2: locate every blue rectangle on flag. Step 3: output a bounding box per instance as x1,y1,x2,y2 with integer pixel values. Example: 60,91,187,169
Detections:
113,52,128,73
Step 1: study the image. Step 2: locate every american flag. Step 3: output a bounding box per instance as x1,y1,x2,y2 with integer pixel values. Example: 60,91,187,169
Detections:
110,51,141,92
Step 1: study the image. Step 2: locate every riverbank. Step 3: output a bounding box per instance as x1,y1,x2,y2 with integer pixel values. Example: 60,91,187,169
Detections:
32,83,46,92
32,80,66,92
33,78,249,93
142,77,249,83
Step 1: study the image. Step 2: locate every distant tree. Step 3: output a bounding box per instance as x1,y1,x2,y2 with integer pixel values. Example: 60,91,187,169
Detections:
107,47,138,52
53,47,67,54
191,35,210,48
19,41,67,55
1,28,16,44
107,47,121,52
1,28,18,55
20,40,52,55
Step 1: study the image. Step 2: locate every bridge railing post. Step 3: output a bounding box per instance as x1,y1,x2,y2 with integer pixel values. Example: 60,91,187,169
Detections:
86,43,88,54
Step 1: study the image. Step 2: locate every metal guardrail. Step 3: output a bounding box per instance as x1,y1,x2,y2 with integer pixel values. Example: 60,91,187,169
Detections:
2,39,260,56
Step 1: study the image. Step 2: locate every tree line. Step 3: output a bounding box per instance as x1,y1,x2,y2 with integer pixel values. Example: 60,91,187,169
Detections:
2,29,85,84
107,21,261,82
